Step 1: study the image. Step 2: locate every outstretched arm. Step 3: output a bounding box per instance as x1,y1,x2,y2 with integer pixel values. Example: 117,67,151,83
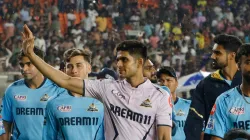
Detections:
22,24,84,94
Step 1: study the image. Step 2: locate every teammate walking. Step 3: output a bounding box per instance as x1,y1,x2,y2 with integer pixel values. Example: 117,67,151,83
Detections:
2,48,65,140
43,48,104,140
184,34,242,140
205,44,250,139
157,66,191,140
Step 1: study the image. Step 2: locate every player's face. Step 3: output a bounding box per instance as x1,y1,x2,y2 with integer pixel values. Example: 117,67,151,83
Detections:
19,56,40,80
143,60,157,83
239,55,250,82
65,55,91,79
210,44,229,69
116,51,139,79
158,74,178,93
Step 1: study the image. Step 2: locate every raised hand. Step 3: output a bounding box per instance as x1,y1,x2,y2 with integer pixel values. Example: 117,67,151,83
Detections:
21,24,35,55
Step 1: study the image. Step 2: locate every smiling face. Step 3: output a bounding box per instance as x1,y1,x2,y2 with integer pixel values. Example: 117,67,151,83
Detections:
65,55,91,79
116,50,141,79
19,56,40,80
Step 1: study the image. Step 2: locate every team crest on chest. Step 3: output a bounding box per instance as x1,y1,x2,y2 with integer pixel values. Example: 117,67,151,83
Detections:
87,103,98,112
176,109,185,116
140,99,152,108
40,94,50,101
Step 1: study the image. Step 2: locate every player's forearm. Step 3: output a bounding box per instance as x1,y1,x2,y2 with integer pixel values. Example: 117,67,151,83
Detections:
2,133,10,140
27,52,84,94
3,121,12,140
28,52,69,87
211,136,222,140
158,133,171,140
157,126,171,140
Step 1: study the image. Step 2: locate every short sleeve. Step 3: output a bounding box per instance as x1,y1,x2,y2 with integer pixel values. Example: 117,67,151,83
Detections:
156,94,172,127
42,101,58,140
84,79,109,102
204,98,226,138
2,89,13,122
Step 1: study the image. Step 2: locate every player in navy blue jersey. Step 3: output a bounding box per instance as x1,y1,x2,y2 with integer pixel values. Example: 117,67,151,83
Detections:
157,66,191,140
185,34,242,140
2,48,65,140
43,48,105,140
205,44,250,139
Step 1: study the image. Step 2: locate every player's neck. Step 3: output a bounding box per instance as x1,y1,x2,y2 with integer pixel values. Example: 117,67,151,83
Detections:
26,74,45,89
171,93,177,103
241,81,250,96
221,64,238,80
71,92,82,97
126,74,145,88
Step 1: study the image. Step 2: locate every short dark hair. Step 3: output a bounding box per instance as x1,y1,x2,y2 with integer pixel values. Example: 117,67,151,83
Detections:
156,66,177,79
63,48,92,64
236,44,250,63
223,129,250,140
115,40,147,62
214,34,242,53
18,47,45,60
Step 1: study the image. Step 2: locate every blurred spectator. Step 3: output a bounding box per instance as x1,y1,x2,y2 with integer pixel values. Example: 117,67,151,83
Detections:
0,0,249,81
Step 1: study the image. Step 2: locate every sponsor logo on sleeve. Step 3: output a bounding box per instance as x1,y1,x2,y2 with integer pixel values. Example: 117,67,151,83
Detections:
14,95,27,101
57,105,72,112
210,104,216,115
111,90,125,100
206,117,214,130
0,119,3,130
168,96,173,108
87,103,99,112
229,107,244,115
140,99,152,108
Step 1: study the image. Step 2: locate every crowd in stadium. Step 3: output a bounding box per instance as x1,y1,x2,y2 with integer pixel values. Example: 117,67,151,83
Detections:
0,0,250,140
0,0,249,77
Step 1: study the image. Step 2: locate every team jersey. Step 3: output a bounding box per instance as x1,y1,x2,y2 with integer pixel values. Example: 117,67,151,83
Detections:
0,104,5,135
159,85,178,136
43,91,104,140
84,79,172,140
205,86,250,138
172,97,191,140
2,78,65,140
